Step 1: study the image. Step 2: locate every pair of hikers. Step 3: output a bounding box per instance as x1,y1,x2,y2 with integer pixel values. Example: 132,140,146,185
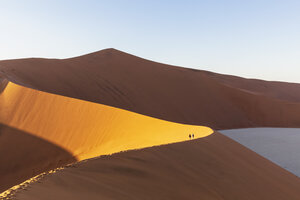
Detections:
189,134,194,139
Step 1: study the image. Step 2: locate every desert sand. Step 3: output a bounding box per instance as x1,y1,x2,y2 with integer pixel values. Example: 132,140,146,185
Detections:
1,49,300,130
221,128,300,177
0,80,212,192
10,132,300,200
2,49,300,199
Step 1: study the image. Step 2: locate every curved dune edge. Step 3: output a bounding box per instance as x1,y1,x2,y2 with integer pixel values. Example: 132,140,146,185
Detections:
2,48,300,130
0,81,213,194
0,134,213,199
7,132,300,200
0,167,65,199
0,123,76,193
0,81,212,160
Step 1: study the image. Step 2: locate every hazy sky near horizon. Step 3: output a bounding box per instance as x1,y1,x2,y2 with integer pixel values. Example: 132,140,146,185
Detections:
0,0,300,83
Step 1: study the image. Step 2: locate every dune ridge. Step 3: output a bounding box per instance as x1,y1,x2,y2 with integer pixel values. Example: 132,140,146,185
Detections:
10,132,300,200
1,48,300,129
2,49,300,198
0,123,76,193
0,80,212,192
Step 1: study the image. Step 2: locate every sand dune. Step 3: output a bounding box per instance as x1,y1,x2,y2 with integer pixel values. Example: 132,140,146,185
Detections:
1,48,300,129
2,49,300,198
0,123,76,192
221,128,300,177
0,80,212,192
203,71,300,102
10,132,300,200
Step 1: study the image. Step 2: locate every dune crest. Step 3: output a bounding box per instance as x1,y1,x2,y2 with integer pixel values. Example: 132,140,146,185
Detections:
2,49,300,198
9,132,300,200
1,48,300,129
0,80,212,191
0,81,212,159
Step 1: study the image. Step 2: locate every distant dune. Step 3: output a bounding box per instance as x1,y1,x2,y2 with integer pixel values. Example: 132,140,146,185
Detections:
221,128,300,177
1,48,300,129
2,49,300,198
12,132,300,200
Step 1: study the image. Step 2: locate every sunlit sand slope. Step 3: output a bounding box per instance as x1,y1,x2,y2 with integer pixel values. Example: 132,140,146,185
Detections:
11,132,300,200
0,81,212,191
0,81,212,160
2,48,300,129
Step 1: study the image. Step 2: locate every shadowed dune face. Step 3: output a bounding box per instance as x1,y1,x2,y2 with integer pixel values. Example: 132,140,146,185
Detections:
0,81,212,160
221,128,300,177
1,48,300,129
0,80,212,192
13,132,300,200
2,48,300,198
203,71,300,102
0,123,76,192
0,78,8,93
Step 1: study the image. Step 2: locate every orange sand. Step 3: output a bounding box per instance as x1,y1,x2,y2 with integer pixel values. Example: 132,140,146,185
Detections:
9,133,300,200
2,48,300,130
0,81,212,161
2,48,300,198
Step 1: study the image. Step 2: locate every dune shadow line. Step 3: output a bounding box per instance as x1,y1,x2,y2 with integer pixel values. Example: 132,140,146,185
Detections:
0,123,77,192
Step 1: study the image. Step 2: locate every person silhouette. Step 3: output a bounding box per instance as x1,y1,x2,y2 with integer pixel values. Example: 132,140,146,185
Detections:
192,134,194,139
189,134,191,139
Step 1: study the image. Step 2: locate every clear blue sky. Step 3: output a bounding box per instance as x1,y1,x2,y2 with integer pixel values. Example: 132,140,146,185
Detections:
1,0,300,82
